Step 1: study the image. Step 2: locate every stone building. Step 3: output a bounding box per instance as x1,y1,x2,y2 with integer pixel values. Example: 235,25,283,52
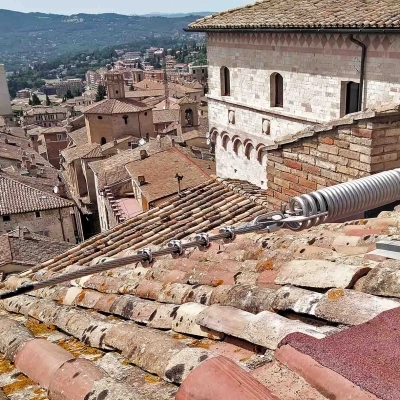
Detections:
0,174,83,243
84,71,154,145
187,0,400,188
38,126,69,169
0,227,74,275
23,106,68,128
0,65,12,124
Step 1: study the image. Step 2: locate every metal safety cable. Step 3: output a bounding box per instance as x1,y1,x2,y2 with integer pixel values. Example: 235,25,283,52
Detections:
2,168,400,300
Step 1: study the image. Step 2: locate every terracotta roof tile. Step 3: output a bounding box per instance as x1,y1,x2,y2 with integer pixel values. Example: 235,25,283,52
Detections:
152,109,180,124
61,143,103,164
0,228,74,268
125,148,211,203
188,0,400,30
5,186,400,398
84,99,152,115
67,127,88,146
0,175,73,215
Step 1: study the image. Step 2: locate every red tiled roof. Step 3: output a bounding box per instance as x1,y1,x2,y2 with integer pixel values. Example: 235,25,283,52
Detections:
0,228,74,268
0,175,74,215
125,148,210,203
187,0,400,31
2,210,400,398
84,98,152,115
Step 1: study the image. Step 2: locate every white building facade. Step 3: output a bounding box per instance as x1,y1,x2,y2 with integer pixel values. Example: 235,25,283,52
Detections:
188,1,400,188
0,65,12,118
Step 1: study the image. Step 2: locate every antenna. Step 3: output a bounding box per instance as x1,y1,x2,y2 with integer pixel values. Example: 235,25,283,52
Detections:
163,54,170,110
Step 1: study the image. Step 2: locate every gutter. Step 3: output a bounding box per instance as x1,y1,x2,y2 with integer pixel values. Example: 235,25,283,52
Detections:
184,27,400,34
349,35,367,111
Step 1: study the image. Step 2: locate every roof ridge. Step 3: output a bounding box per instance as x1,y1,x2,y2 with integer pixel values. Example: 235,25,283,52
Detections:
218,177,268,206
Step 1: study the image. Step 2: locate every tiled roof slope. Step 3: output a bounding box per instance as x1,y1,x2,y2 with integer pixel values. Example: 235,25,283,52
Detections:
0,175,73,215
24,178,268,276
67,127,88,147
0,228,75,268
84,99,152,115
2,210,400,398
188,0,400,31
61,143,103,164
89,137,173,190
125,147,211,202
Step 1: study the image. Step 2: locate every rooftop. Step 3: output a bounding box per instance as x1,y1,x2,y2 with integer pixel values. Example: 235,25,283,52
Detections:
153,109,180,124
67,127,88,147
89,137,173,190
0,228,75,269
3,203,400,398
61,143,103,164
84,98,152,115
125,147,211,203
24,106,67,116
0,175,73,215
187,0,400,31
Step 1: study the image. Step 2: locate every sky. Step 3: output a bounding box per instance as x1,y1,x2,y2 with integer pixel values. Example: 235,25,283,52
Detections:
0,0,252,15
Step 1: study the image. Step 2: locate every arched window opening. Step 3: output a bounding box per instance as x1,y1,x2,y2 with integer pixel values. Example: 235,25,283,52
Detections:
220,67,231,96
100,137,107,145
233,139,242,155
123,115,129,125
185,108,194,126
245,144,254,160
346,81,360,114
270,73,283,108
222,135,229,150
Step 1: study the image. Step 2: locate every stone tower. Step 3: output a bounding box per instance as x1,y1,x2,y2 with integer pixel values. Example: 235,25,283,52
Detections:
0,65,12,117
177,96,199,130
105,71,125,99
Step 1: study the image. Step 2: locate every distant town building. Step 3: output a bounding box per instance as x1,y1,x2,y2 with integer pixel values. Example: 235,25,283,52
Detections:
38,126,69,169
54,79,84,97
84,71,154,145
16,89,31,99
190,65,208,84
0,174,82,243
23,106,68,128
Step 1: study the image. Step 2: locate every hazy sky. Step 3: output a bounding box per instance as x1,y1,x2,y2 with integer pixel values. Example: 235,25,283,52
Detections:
0,0,252,15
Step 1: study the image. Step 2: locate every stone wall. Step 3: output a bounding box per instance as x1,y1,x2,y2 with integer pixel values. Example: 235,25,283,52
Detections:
0,207,78,243
86,111,154,145
208,31,400,186
266,111,400,209
0,65,11,117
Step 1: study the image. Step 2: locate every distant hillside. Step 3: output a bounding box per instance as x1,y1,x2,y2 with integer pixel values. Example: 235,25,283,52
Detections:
0,9,205,69
142,12,214,18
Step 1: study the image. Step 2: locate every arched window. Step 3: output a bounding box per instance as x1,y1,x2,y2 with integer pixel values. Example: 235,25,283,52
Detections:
346,81,360,114
185,108,194,126
270,73,283,107
222,135,229,150
100,137,107,145
123,115,129,125
220,67,231,96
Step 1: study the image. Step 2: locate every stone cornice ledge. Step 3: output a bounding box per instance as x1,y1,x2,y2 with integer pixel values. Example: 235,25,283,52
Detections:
207,94,324,124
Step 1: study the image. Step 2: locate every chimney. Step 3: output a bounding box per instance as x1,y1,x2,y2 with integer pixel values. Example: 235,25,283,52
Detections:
54,182,67,198
30,134,39,152
138,175,146,186
22,228,32,240
140,150,148,160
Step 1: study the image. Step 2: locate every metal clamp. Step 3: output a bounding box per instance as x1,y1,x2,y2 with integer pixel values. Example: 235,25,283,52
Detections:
137,248,153,266
251,211,285,233
168,240,184,259
195,233,211,251
219,226,236,243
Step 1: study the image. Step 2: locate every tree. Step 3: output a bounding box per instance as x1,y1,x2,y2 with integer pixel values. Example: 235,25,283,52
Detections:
31,94,41,106
136,60,143,70
28,99,32,106
65,90,74,99
95,85,106,102
45,95,51,106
